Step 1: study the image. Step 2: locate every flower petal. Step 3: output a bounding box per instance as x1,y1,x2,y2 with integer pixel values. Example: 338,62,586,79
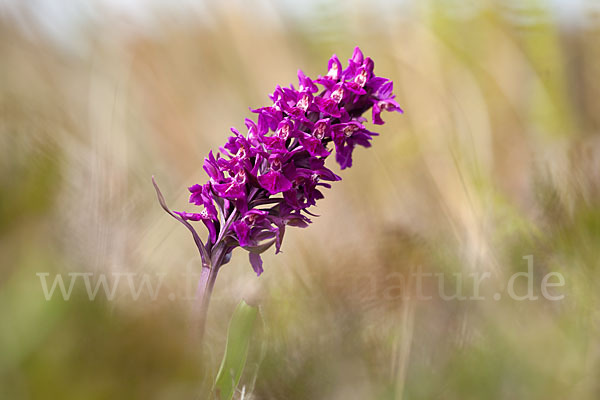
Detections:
249,253,264,276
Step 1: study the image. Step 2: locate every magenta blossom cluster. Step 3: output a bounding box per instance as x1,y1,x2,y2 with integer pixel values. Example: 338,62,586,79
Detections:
168,47,402,276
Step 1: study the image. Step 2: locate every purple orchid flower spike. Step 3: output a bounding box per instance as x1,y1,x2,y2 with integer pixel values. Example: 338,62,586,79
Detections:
152,46,402,339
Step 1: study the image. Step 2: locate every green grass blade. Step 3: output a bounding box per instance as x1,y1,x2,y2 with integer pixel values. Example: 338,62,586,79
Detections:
213,300,259,400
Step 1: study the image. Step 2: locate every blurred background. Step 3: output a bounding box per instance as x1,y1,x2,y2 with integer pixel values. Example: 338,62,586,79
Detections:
1,0,600,398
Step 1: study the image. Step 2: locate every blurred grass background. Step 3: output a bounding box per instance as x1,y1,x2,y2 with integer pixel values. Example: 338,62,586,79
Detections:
1,0,600,398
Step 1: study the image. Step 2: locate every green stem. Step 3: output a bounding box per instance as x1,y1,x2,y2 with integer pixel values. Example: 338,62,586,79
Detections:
197,244,230,343
196,263,219,344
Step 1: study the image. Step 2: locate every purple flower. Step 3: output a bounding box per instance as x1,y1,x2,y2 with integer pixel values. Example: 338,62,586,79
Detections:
258,169,293,195
297,70,319,94
232,209,273,248
157,47,402,277
174,208,218,245
371,81,403,125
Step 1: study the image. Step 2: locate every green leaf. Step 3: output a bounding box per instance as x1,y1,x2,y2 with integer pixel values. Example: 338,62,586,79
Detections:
213,300,259,400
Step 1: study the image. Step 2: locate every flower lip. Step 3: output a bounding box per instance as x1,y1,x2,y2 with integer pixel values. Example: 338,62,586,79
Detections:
271,157,282,171
246,213,257,225
243,209,268,225
355,68,368,87
326,55,342,80
297,94,310,111
327,63,338,78
277,120,292,139
344,124,358,137
313,119,330,140
331,87,344,103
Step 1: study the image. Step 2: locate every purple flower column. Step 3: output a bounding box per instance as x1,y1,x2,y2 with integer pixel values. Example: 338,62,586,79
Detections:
153,47,403,340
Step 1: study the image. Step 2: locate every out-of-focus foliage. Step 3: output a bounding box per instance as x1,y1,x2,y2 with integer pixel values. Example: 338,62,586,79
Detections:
213,300,259,400
1,0,599,399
